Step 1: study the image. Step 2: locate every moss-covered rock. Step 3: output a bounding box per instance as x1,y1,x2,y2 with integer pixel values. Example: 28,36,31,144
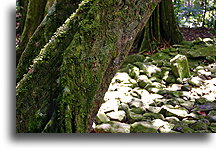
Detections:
137,75,151,88
129,66,140,79
165,117,180,124
208,110,216,122
189,121,208,131
130,121,158,133
143,112,164,120
128,112,144,123
173,122,194,133
170,54,191,80
130,107,146,114
151,119,175,133
189,45,216,57
160,105,189,117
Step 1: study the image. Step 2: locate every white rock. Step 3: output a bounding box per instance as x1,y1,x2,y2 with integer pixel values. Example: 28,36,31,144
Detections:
106,111,126,121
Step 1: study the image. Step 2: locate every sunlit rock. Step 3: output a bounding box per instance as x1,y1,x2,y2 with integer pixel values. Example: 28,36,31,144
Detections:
146,106,162,113
151,119,175,133
96,112,110,123
106,110,126,121
99,99,120,113
188,76,203,86
128,98,143,108
95,121,130,133
160,105,189,117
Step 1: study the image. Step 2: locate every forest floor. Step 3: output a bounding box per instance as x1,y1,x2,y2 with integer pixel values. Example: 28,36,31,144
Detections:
93,36,216,133
180,27,215,41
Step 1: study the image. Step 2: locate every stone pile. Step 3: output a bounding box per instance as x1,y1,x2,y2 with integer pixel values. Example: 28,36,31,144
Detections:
93,38,216,133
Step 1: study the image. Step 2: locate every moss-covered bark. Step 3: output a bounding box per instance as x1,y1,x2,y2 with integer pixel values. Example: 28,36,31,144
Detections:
16,0,161,133
160,0,183,44
132,0,183,53
17,0,29,34
16,0,47,65
16,0,81,83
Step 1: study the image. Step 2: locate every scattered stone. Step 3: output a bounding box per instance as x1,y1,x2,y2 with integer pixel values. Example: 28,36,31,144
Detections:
96,112,110,123
129,66,140,79
95,123,112,133
143,112,164,120
208,110,216,122
151,119,175,133
130,121,158,133
193,102,216,112
137,75,151,88
195,98,207,105
141,63,161,77
99,99,120,113
106,111,126,122
173,122,194,133
128,112,144,123
165,117,180,124
188,76,203,86
128,98,143,108
160,105,189,117
182,118,197,124
110,121,130,133
95,121,130,133
146,106,162,113
170,54,191,80
95,40,216,133
130,107,145,114
207,63,216,72
190,121,208,131
181,84,191,91
118,103,130,113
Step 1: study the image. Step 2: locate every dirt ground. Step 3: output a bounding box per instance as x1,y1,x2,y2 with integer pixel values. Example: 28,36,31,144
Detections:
180,27,215,41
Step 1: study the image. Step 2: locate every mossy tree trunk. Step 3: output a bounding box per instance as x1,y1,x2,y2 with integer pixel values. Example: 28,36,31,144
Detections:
16,0,48,65
16,0,81,83
16,0,161,133
17,0,29,34
132,0,183,53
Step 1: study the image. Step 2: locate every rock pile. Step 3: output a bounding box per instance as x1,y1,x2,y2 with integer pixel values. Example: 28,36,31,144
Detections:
93,38,216,133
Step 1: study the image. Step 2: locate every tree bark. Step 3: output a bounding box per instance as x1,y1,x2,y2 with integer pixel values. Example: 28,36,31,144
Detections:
16,0,161,133
17,0,29,34
16,0,81,83
16,0,47,65
132,0,183,53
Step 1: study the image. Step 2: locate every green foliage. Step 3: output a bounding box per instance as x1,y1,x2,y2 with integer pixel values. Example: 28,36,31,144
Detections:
174,0,216,28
